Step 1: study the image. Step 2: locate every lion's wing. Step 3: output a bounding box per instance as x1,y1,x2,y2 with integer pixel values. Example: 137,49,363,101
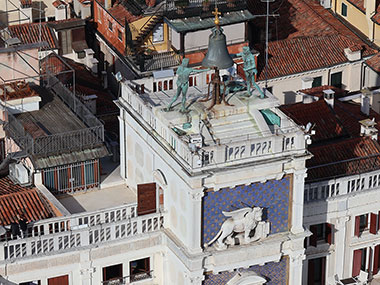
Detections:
222,207,251,219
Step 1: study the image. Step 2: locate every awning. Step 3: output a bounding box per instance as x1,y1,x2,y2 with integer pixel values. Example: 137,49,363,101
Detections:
32,145,110,169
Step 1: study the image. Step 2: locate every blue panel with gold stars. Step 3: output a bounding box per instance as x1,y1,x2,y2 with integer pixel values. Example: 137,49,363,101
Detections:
204,257,288,285
203,176,291,244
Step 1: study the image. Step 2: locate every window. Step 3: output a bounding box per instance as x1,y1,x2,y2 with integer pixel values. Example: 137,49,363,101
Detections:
355,214,368,236
341,3,348,16
108,20,113,31
308,257,326,285
331,71,342,88
353,248,367,277
103,264,123,283
152,24,164,43
137,183,156,216
130,257,151,282
118,30,122,41
312,76,322,88
309,223,333,247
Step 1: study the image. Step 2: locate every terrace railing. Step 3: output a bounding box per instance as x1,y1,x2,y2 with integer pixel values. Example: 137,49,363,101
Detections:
3,73,105,157
0,203,163,261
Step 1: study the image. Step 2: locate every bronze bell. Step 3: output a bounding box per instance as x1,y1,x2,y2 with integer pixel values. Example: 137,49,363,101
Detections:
202,27,234,70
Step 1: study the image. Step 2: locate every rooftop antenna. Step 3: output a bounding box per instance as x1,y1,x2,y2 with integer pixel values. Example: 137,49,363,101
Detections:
261,0,275,92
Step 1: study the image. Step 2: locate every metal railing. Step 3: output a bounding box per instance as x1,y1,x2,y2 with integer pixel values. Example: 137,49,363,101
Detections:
3,73,105,157
1,203,164,260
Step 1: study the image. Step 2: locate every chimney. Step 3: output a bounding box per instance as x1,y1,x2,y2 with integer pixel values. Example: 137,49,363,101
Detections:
323,89,335,108
301,77,314,90
19,0,33,24
301,93,314,104
361,93,371,116
54,0,68,21
344,47,362,61
360,118,378,140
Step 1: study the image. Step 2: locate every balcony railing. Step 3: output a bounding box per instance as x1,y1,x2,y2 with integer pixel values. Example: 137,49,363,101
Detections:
3,73,105,157
0,203,163,261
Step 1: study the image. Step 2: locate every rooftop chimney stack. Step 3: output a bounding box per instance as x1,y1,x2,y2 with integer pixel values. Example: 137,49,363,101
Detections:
301,77,314,90
360,118,378,140
323,89,335,108
361,92,371,116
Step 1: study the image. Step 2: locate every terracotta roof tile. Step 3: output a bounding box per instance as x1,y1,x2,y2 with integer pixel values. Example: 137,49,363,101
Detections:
299,85,348,99
0,81,39,101
347,0,366,13
307,137,380,181
52,0,67,7
365,52,380,73
0,177,56,226
20,0,32,7
108,3,142,25
8,22,58,49
280,99,348,142
256,35,374,81
281,96,380,181
248,0,376,80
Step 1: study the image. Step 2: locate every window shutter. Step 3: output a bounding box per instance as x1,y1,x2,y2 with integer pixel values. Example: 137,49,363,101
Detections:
137,183,157,216
355,216,360,237
310,225,317,247
325,223,333,244
371,213,378,234
374,245,380,275
308,259,315,285
321,257,326,285
353,249,363,277
378,211,380,232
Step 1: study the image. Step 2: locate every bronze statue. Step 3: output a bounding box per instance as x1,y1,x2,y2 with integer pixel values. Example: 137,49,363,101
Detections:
165,58,209,112
236,46,264,98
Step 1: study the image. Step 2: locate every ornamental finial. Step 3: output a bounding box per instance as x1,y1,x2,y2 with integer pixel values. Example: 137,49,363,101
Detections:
212,7,221,26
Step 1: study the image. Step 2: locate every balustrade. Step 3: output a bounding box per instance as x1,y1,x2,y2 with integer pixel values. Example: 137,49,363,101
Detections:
1,203,163,261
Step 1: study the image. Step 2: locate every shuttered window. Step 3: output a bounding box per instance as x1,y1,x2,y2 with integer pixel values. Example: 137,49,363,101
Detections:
373,245,380,275
137,183,157,216
353,249,363,277
48,275,69,285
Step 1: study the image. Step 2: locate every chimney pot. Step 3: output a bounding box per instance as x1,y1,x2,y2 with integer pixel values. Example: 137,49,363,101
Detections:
323,89,335,108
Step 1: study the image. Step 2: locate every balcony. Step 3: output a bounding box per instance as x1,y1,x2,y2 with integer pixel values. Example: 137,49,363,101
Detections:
0,202,163,261
3,74,105,161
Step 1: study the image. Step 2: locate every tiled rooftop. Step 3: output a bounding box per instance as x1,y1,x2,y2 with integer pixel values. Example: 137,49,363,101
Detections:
347,0,366,13
281,95,380,181
0,81,39,101
8,22,58,49
0,177,57,226
299,85,348,99
365,52,380,73
108,3,142,26
280,99,347,143
256,34,374,81
248,0,377,80
307,137,380,181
